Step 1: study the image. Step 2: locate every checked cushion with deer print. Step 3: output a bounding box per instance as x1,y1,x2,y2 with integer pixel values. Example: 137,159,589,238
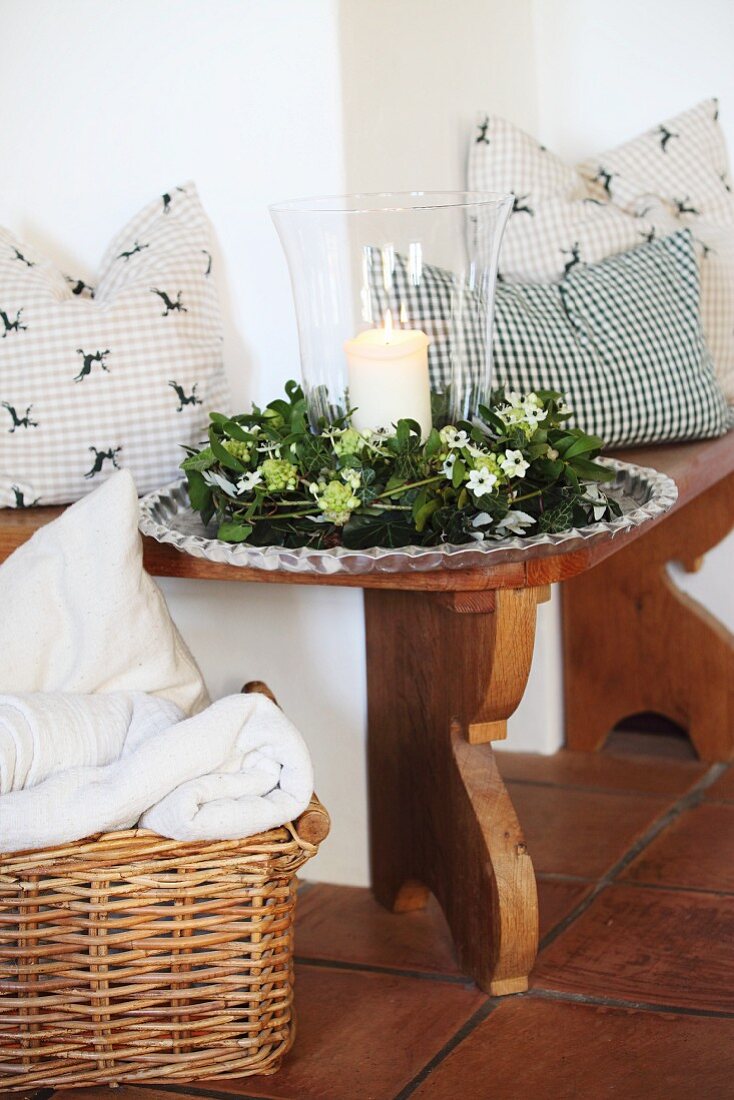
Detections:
469,99,734,402
0,183,229,506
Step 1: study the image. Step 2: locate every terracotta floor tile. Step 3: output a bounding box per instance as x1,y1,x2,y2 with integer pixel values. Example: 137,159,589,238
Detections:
4,1085,197,1099
0,1091,53,1100
296,884,462,975
605,727,698,761
497,747,706,796
507,782,671,878
536,878,592,939
534,884,734,1012
295,881,589,978
411,995,734,1100
203,963,485,1099
706,765,734,802
621,802,734,893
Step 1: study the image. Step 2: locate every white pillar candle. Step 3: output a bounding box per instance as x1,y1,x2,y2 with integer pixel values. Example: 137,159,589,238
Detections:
344,320,432,438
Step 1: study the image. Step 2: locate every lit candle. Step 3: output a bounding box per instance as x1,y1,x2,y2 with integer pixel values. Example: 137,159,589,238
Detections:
344,311,432,438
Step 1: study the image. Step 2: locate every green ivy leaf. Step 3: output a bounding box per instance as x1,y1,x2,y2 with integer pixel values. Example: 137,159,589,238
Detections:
538,498,574,533
221,419,257,443
564,434,604,460
208,427,245,471
424,428,441,457
414,498,440,533
569,457,615,482
217,520,254,543
180,447,216,473
186,470,212,512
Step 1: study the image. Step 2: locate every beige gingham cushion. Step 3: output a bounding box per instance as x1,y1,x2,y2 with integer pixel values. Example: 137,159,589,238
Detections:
0,183,229,507
469,99,734,401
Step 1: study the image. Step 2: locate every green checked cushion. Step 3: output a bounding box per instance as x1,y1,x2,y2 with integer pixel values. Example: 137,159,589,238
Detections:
493,229,731,446
469,99,734,402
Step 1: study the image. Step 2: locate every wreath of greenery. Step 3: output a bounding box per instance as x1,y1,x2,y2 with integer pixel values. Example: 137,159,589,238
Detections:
181,381,620,550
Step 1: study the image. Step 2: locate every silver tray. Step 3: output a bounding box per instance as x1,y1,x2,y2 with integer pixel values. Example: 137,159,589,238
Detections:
138,458,677,576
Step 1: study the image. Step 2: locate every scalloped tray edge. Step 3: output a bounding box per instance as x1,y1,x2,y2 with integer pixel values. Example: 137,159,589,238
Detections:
138,458,678,576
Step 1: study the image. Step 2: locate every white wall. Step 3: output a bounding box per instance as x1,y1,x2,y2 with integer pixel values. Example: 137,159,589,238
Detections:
532,0,734,160
339,0,538,191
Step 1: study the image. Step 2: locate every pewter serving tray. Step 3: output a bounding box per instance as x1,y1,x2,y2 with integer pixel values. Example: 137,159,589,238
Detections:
138,458,677,576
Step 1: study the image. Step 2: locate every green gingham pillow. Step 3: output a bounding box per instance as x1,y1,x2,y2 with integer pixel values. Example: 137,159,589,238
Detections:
493,228,730,446
468,100,734,403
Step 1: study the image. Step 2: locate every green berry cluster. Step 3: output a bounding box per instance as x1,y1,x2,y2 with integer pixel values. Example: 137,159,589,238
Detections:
261,457,298,492
316,479,361,524
222,439,251,463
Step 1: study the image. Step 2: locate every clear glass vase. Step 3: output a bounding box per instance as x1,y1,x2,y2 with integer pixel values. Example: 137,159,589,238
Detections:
270,191,513,434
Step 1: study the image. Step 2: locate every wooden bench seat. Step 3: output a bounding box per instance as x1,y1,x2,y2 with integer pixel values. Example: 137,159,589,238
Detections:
564,431,734,761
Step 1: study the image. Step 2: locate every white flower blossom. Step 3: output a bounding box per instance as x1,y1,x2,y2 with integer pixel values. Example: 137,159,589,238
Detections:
442,453,457,479
494,509,536,537
523,403,547,426
236,470,263,493
467,466,498,498
341,468,362,490
257,440,282,457
203,471,238,494
471,512,493,528
440,426,470,450
500,449,530,478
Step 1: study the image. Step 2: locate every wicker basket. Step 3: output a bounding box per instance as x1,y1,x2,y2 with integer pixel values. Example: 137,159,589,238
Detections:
0,793,329,1090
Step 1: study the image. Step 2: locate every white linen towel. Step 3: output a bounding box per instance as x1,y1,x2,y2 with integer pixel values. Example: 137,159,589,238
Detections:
0,691,313,852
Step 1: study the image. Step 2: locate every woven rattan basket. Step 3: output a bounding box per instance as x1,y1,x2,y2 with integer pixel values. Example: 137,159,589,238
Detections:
0,777,328,1089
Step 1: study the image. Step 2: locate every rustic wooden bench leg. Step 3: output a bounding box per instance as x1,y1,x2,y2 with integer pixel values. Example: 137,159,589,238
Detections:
364,586,541,994
563,472,734,761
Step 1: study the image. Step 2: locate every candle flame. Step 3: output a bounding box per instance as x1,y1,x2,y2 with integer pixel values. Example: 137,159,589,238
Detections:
383,308,394,344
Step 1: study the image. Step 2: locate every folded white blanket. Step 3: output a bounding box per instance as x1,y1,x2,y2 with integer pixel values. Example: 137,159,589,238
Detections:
0,691,313,852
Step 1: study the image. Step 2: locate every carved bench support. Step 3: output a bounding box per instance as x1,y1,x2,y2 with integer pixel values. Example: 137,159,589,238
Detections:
563,472,734,761
364,587,543,994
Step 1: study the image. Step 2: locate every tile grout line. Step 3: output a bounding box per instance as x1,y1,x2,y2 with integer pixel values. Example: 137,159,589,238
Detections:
538,759,729,953
392,997,499,1100
294,954,473,986
142,1083,262,1100
529,986,734,1019
612,877,734,898
505,775,706,799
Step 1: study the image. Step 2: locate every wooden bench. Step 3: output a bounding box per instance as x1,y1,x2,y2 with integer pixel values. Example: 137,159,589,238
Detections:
564,432,734,762
0,431,732,996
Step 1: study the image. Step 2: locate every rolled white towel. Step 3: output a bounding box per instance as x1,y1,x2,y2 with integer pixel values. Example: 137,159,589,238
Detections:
0,691,313,852
0,692,181,794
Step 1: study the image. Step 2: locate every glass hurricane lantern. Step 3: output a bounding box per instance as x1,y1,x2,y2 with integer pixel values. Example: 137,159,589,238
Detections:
270,191,513,435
